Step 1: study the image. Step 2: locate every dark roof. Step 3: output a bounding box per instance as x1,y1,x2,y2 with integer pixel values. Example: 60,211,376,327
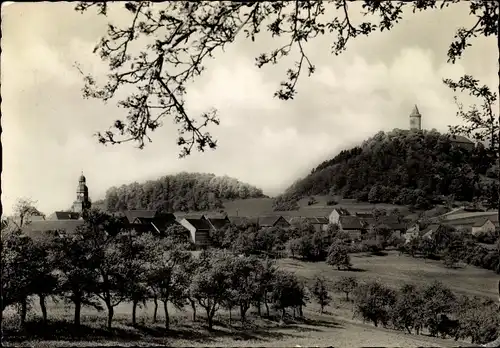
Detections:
355,212,374,219
471,217,493,227
184,218,211,230
227,216,256,226
378,216,406,230
339,216,364,230
49,211,81,220
448,134,474,144
289,216,329,225
123,210,157,223
420,224,441,236
23,220,85,242
133,213,177,231
258,215,289,227
207,218,230,230
333,208,351,216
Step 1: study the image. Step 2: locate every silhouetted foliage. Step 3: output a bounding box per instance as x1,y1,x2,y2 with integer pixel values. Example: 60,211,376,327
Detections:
75,1,497,155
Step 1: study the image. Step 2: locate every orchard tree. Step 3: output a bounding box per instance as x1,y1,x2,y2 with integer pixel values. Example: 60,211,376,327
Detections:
190,250,233,330
326,241,352,270
333,276,358,301
74,1,498,157
148,240,194,330
311,275,332,313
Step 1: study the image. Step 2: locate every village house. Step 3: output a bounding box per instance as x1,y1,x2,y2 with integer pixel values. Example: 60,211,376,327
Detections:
288,216,329,232
338,216,365,241
178,216,212,248
328,207,351,225
471,217,496,236
257,215,291,229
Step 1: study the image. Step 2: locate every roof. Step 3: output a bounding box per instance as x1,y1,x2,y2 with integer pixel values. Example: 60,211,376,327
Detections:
339,216,364,230
227,216,259,226
175,213,205,221
332,208,351,216
123,210,157,223
133,213,177,231
288,216,329,225
48,211,81,220
448,134,474,144
410,104,421,117
258,215,289,227
420,224,440,236
22,220,85,242
184,218,211,230
378,216,406,230
207,218,230,230
472,217,494,227
355,212,374,218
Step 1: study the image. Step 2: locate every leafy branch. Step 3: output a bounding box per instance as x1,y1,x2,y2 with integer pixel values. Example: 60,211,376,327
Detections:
76,0,498,155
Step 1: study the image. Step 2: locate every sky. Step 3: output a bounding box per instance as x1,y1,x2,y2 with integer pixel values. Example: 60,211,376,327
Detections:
1,2,497,216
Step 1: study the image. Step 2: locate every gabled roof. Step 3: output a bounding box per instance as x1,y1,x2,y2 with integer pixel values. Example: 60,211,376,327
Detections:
48,211,80,220
448,134,474,144
332,208,351,216
355,212,374,219
23,220,85,242
258,215,289,227
184,218,211,230
420,224,440,236
472,217,495,227
207,218,230,230
289,216,329,225
339,216,364,230
123,210,157,223
227,216,259,226
378,216,406,230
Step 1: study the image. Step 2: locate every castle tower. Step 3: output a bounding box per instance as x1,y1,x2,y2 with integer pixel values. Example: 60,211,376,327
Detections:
72,171,91,214
409,104,422,131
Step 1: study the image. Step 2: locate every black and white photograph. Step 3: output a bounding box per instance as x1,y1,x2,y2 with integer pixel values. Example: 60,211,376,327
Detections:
1,1,499,347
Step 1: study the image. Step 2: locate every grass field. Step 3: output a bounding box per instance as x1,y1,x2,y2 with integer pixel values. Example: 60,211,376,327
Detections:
3,251,496,347
279,251,499,300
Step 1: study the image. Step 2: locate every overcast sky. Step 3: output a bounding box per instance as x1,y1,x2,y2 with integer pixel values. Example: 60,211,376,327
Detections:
1,2,497,215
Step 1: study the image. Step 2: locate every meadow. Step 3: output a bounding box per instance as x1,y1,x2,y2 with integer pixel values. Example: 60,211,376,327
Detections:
3,251,493,347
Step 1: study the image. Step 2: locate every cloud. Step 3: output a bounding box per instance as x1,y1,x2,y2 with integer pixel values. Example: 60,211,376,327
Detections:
1,2,497,215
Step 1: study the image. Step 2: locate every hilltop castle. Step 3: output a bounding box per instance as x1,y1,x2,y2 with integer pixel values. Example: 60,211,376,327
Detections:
409,104,422,131
407,104,474,151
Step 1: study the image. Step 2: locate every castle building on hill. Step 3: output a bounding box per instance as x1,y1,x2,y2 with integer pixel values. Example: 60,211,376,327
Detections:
409,104,422,131
408,104,474,151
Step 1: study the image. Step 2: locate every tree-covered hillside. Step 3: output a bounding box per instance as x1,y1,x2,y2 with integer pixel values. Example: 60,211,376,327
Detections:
274,129,497,211
103,172,265,212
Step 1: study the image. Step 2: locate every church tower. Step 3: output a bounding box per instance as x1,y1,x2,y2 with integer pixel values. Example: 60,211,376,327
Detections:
409,104,422,131
72,172,91,214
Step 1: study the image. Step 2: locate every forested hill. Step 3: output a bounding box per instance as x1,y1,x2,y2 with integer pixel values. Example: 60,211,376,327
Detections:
274,129,498,211
102,172,265,212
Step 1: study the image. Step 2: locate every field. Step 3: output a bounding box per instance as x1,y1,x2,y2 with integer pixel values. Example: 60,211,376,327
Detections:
3,251,496,347
222,196,412,217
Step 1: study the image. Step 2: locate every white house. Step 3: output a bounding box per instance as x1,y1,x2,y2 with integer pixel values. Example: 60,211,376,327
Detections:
328,208,351,225
471,218,496,236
